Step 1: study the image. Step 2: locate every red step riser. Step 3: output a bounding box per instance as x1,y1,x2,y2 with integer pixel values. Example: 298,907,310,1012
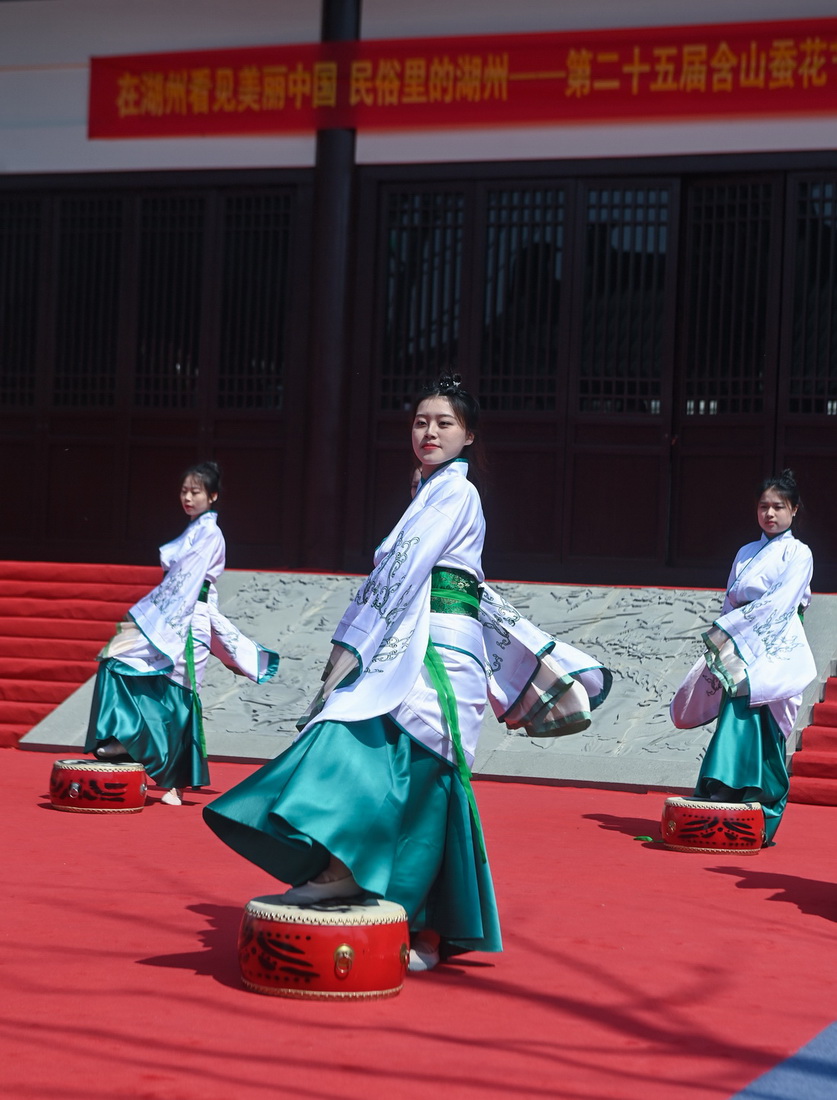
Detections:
0,657,95,682
812,701,837,727
824,680,837,704
0,561,161,584
0,580,154,603
789,775,837,806
0,598,135,622
791,753,837,780
797,725,837,752
0,701,59,725
0,637,102,661
0,618,114,641
0,680,76,704
0,726,30,747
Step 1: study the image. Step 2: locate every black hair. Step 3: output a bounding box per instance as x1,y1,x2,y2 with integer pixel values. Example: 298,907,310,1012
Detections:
181,460,221,502
758,468,801,513
411,373,487,478
412,373,481,436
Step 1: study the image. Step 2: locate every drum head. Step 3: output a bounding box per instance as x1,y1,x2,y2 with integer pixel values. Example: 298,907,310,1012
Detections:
52,758,146,773
664,795,763,812
244,896,407,926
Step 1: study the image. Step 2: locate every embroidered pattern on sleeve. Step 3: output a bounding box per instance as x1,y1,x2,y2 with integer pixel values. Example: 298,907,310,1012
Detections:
354,530,420,628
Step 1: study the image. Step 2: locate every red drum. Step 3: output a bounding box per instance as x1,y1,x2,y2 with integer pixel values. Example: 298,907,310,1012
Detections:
239,896,409,1000
49,759,148,814
661,796,765,854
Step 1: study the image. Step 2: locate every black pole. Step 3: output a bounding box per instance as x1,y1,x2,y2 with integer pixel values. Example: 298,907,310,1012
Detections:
300,0,361,568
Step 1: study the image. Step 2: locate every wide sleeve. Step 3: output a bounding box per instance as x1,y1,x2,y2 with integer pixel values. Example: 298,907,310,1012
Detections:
129,517,225,668
480,583,612,737
710,538,815,706
207,599,280,684
672,536,816,727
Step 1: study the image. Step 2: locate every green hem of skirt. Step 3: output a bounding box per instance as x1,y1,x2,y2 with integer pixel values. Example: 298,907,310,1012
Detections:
203,715,502,955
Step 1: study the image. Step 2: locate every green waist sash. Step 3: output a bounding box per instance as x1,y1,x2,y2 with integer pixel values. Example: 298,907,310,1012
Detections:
429,567,481,619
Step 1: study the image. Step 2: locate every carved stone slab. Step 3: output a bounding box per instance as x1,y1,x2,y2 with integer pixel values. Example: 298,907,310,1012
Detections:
20,572,837,792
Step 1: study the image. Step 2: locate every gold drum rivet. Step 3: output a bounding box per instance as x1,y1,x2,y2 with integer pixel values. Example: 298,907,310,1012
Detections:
334,943,354,979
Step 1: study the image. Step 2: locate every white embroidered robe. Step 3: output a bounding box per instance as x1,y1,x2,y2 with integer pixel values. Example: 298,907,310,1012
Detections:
100,510,277,688
298,460,610,767
671,529,815,738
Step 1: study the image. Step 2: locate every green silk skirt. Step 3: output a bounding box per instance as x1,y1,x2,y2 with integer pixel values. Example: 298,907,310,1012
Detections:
84,658,209,790
203,716,503,956
694,691,789,843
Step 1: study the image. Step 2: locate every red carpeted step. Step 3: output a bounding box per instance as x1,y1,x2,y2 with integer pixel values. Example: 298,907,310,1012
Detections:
790,750,837,780
0,656,98,682
0,699,58,726
0,579,154,602
788,775,837,805
0,636,102,661
0,597,138,622
0,561,161,585
811,700,837,727
0,618,112,641
0,723,28,747
823,679,837,704
0,679,79,704
0,561,154,744
795,725,837,752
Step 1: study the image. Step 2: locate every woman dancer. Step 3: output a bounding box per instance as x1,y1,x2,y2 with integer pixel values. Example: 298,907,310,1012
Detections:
85,461,279,806
671,470,815,843
204,378,611,969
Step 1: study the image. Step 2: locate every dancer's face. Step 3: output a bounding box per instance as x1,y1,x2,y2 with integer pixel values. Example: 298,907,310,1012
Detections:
412,396,473,479
180,475,216,519
757,489,796,537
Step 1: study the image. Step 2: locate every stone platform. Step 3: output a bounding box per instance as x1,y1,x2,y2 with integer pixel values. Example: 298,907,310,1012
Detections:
19,572,837,792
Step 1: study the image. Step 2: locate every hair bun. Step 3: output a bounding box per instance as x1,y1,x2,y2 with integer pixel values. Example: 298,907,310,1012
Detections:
437,373,462,394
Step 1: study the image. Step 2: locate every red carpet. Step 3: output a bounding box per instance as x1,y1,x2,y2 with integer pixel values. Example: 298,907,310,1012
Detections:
0,562,161,746
790,677,837,806
4,748,837,1100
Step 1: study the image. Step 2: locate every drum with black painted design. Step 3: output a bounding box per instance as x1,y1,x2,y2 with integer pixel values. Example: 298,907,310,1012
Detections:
661,795,765,854
49,759,148,814
238,896,409,1000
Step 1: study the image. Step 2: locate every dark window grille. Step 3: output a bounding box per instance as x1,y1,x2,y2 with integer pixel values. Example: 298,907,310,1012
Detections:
135,196,205,408
380,190,464,411
683,181,774,416
53,196,122,408
579,187,668,414
481,188,564,412
0,197,41,407
218,193,291,411
789,178,837,415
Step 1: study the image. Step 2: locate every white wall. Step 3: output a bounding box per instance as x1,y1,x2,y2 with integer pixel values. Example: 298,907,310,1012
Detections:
0,0,319,173
2,0,837,175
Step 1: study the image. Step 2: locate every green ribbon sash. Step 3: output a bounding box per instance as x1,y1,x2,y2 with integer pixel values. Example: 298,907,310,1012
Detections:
184,581,210,757
423,566,486,863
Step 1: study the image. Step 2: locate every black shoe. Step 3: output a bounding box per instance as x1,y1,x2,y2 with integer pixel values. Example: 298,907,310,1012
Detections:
94,739,134,763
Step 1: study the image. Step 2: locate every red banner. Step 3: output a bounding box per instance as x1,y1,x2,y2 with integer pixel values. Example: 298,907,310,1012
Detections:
89,18,837,139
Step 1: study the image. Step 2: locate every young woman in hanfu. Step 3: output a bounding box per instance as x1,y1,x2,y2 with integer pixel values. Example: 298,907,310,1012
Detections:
671,470,815,844
204,377,611,971
85,462,279,807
